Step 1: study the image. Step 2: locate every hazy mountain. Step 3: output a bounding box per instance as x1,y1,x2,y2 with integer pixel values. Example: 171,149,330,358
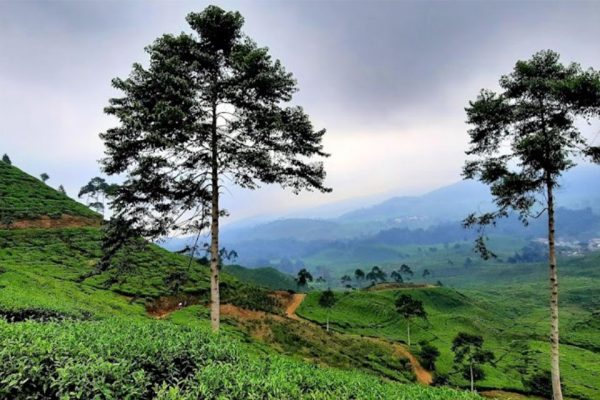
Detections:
338,180,490,225
338,164,600,226
162,164,600,271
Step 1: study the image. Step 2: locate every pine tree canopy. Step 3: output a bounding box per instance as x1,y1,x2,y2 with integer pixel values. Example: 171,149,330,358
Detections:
101,5,330,239
463,50,600,257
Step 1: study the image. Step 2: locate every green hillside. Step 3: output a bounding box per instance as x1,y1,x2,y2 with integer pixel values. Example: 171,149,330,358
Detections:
0,227,482,399
0,317,480,400
0,161,99,222
298,283,600,400
223,265,297,290
0,170,484,399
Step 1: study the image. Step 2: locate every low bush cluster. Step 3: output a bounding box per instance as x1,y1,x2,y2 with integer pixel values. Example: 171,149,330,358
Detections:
223,285,281,314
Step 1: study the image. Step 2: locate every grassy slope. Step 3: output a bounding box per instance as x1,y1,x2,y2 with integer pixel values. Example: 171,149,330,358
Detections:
0,226,481,399
297,281,600,400
0,228,222,306
222,264,297,290
0,162,99,221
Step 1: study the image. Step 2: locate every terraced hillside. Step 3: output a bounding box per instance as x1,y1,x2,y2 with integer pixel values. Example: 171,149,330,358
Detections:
0,161,100,226
223,265,297,291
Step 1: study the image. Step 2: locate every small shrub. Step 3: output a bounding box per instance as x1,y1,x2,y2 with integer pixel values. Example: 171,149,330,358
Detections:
523,371,552,398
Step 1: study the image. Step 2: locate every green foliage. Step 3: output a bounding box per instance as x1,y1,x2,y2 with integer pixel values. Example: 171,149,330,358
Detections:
366,265,386,283
463,49,600,257
78,176,118,214
0,319,481,400
223,265,297,290
0,163,99,221
391,270,404,283
522,371,553,398
395,294,427,320
223,285,280,314
451,332,495,386
395,294,427,346
297,284,600,398
0,228,238,312
418,342,440,371
101,4,329,240
295,268,313,289
354,268,365,281
1,154,11,165
319,289,336,309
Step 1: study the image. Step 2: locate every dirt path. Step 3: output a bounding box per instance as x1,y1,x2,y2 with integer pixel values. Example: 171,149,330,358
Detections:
148,292,433,386
358,336,432,385
4,215,102,229
286,293,433,385
389,341,433,385
285,293,306,321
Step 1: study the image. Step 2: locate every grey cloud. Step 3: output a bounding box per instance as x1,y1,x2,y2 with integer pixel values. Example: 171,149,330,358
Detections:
1,0,599,222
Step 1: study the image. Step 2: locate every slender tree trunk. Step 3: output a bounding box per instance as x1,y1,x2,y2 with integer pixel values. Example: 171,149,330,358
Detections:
547,181,563,400
326,312,330,332
470,362,474,392
407,320,411,347
209,101,220,333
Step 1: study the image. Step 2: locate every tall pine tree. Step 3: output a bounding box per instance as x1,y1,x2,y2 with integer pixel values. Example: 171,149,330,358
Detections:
101,6,330,332
463,50,600,399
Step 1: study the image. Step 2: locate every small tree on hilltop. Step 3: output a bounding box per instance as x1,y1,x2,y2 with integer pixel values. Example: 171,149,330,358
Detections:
79,177,119,216
40,173,49,183
340,275,352,288
395,294,427,346
452,332,495,392
390,270,403,283
463,50,600,399
365,266,386,285
400,264,413,280
58,185,67,195
1,154,11,165
318,288,336,332
354,268,365,285
296,268,313,291
422,269,431,280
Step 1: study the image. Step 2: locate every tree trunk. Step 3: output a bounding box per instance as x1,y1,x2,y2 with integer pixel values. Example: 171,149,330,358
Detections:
210,101,220,333
470,362,474,392
326,312,329,332
407,320,411,347
547,181,563,400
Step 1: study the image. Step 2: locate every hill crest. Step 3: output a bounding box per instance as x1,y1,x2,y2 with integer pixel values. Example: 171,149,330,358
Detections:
0,161,101,228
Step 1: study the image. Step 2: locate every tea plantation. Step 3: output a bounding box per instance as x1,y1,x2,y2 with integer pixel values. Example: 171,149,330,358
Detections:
0,162,99,222
297,278,600,399
0,226,484,399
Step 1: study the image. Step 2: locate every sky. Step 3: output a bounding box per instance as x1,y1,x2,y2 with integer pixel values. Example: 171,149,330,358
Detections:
1,0,600,224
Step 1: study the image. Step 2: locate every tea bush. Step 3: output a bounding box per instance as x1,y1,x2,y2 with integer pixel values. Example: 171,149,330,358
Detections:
0,162,99,221
0,318,481,399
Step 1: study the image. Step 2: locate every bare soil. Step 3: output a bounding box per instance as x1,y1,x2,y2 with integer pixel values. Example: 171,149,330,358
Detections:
5,215,102,229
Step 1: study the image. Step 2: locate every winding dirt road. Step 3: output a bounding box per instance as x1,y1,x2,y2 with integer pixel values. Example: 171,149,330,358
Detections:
284,292,433,385
364,336,433,385
285,293,306,321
